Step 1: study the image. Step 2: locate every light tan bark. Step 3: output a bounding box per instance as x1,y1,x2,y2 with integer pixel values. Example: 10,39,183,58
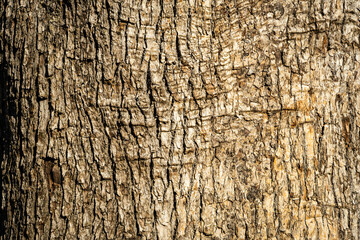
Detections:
1,0,360,239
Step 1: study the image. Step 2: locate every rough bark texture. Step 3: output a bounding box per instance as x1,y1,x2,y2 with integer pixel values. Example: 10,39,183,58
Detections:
1,0,360,239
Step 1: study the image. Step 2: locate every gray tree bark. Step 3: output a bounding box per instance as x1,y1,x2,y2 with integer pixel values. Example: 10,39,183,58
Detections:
1,0,360,239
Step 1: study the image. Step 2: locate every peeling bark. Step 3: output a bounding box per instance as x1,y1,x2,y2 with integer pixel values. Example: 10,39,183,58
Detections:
1,0,360,239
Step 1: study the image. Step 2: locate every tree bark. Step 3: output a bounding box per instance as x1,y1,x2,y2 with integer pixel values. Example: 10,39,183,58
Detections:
1,0,360,239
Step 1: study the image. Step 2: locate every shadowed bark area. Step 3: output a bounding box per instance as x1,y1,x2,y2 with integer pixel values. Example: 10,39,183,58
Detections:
1,0,360,239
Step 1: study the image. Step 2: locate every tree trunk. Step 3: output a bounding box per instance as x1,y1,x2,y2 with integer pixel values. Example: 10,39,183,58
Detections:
1,0,360,239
